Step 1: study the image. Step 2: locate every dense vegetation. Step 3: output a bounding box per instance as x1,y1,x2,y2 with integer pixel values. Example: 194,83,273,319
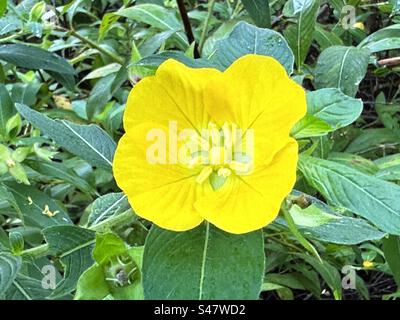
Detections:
1,0,400,300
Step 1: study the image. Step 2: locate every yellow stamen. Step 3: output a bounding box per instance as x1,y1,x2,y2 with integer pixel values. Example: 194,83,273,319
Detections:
6,158,16,168
229,161,252,174
217,168,231,177
42,205,59,217
195,166,213,184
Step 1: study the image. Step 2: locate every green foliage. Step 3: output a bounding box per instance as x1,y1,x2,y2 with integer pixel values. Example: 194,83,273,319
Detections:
1,0,400,301
142,223,264,299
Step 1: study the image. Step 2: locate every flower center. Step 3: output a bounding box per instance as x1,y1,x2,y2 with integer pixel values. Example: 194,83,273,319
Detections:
180,122,253,189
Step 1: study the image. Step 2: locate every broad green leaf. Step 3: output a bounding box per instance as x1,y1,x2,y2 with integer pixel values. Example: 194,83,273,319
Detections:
136,51,212,71
299,155,400,235
86,64,128,119
10,82,41,107
74,265,110,300
25,159,94,194
313,24,343,50
315,46,370,97
283,0,320,69
327,152,379,175
0,16,22,36
382,235,400,288
209,21,294,74
307,88,363,129
0,44,74,74
0,84,15,139
15,104,116,170
43,225,95,298
296,253,342,299
240,0,271,28
5,274,52,300
358,24,400,53
282,191,386,245
291,114,332,138
345,128,399,154
0,252,22,295
143,223,264,299
139,30,177,57
81,63,121,81
289,204,340,227
117,4,187,49
375,154,400,181
75,233,143,300
4,182,72,228
87,193,129,227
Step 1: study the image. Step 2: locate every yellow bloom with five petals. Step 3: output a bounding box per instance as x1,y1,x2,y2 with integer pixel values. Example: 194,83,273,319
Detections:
113,54,306,234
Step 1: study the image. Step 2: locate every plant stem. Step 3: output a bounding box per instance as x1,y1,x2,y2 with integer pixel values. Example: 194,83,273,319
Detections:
176,0,200,58
21,209,136,259
198,0,216,55
378,57,400,67
67,28,125,64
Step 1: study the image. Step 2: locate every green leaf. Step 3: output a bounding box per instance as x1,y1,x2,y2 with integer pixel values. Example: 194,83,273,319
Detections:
43,225,95,298
0,44,75,74
283,0,320,69
307,88,363,129
289,204,340,228
15,104,116,170
0,84,15,139
5,274,53,300
313,24,343,50
345,128,399,154
117,4,187,49
358,24,400,53
209,21,294,74
299,155,400,235
328,152,379,175
291,114,332,139
296,253,342,300
74,265,110,300
86,65,128,119
142,223,265,299
136,51,213,70
75,233,144,300
315,46,370,97
283,191,386,245
4,182,72,228
383,235,400,288
0,252,22,295
240,0,271,28
25,159,94,194
87,193,129,227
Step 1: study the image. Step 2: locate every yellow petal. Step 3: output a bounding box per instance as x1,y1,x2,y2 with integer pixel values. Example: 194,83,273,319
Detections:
204,54,306,168
194,139,298,234
123,59,220,133
113,122,204,231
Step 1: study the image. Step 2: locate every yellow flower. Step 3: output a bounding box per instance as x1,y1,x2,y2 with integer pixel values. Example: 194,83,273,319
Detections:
363,260,374,268
113,54,306,234
353,22,365,30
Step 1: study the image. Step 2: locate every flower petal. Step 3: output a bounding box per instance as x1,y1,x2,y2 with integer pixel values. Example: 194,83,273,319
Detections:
113,122,204,231
194,139,298,234
204,54,306,168
124,59,220,133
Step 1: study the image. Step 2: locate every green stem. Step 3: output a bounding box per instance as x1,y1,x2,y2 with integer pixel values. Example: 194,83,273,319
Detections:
198,0,216,55
21,209,136,259
68,29,125,64
281,204,322,262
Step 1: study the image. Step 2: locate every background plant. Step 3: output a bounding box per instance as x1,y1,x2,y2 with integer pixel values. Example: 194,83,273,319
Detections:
1,0,400,300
